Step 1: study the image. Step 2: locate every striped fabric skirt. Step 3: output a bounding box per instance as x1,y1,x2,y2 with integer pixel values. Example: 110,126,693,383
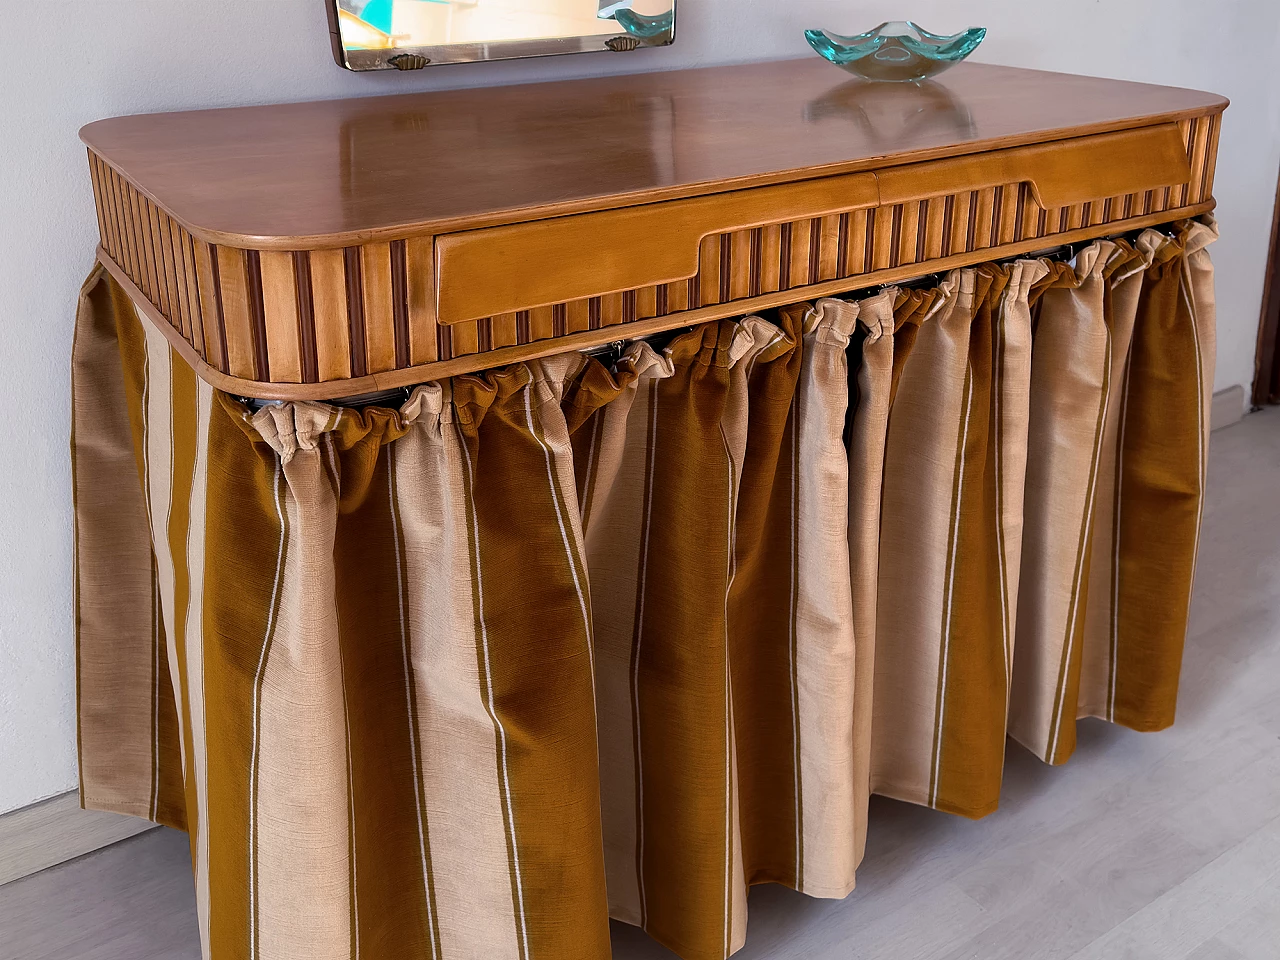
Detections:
72,219,1217,960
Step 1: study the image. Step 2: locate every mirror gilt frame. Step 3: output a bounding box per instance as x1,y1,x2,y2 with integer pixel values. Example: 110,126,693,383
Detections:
327,0,677,72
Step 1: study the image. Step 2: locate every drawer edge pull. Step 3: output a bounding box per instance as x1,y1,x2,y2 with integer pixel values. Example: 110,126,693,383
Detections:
435,172,879,325
877,124,1193,210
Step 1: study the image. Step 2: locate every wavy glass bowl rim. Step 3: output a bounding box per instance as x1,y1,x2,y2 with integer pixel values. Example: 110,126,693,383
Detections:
613,8,675,39
804,22,987,65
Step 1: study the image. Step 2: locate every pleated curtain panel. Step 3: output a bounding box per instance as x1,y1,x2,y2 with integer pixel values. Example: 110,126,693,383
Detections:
72,218,1217,960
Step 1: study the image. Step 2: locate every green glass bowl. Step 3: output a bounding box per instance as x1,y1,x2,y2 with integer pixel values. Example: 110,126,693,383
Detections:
805,21,986,82
613,8,675,41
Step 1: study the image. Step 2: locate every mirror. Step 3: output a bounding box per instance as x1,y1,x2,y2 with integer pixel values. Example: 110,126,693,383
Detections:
327,0,676,71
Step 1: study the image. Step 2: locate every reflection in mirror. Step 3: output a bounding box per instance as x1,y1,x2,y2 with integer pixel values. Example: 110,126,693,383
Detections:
329,0,676,71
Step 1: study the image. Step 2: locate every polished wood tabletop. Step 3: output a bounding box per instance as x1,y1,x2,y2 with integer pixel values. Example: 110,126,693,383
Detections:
80,58,1226,246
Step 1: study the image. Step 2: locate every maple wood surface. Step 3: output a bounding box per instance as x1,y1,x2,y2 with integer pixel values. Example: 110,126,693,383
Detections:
97,196,1217,400
434,124,1193,324
79,59,1227,247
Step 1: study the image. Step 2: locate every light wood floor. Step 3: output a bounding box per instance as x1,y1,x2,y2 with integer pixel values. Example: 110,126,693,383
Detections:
5,411,1279,960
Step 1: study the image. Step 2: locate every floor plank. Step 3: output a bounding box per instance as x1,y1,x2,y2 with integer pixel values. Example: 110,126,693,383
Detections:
1065,816,1280,960
0,792,156,887
0,829,197,960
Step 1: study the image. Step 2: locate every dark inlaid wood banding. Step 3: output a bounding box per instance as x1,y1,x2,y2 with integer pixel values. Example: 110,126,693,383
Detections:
836,213,851,280
1201,113,1221,202
390,240,411,370
889,205,904,269
720,233,733,304
293,251,318,383
343,247,368,379
780,222,793,290
208,244,230,373
180,232,205,361
807,220,822,286
244,250,269,383
990,186,1005,249
939,195,955,257
916,200,930,262
173,225,195,347
750,228,763,297
863,209,877,272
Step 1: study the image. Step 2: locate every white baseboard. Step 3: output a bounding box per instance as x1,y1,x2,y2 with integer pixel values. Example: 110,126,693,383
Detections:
0,791,158,887
1211,385,1246,432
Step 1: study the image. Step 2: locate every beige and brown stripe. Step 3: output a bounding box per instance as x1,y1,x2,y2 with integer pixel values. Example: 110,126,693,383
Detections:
1008,219,1217,763
835,288,895,867
565,341,673,934
566,310,864,958
573,320,771,959
76,274,613,960
867,264,1034,819
1076,219,1218,732
72,216,1218,960
1008,240,1135,764
73,268,186,830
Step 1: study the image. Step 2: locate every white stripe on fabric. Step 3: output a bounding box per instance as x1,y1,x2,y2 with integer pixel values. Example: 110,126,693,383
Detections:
324,422,341,498
457,436,530,960
140,328,189,817
388,442,438,959
931,365,975,808
719,425,738,959
248,458,287,959
347,726,362,958
524,384,594,678
580,410,601,529
138,340,160,821
632,382,660,926
151,567,162,820
1108,358,1132,723
339,643,360,960
187,380,214,960
993,308,1012,687
1049,348,1111,762
787,412,802,890
1180,278,1208,611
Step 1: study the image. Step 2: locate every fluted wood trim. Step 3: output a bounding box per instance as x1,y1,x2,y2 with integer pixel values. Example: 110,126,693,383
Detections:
86,109,1223,399
96,198,1217,401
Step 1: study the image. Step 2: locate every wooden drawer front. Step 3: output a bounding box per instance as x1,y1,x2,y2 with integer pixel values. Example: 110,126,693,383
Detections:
877,123,1194,209
435,123,1199,330
435,172,881,327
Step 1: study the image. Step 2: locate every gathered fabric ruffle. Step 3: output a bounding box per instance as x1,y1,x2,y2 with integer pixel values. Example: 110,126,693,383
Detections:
72,218,1217,960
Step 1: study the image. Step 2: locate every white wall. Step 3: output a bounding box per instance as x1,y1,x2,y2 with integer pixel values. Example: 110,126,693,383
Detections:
2,0,1278,815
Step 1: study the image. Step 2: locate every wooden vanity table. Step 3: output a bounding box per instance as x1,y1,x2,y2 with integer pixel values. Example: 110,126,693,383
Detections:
80,58,1225,400
73,55,1228,960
